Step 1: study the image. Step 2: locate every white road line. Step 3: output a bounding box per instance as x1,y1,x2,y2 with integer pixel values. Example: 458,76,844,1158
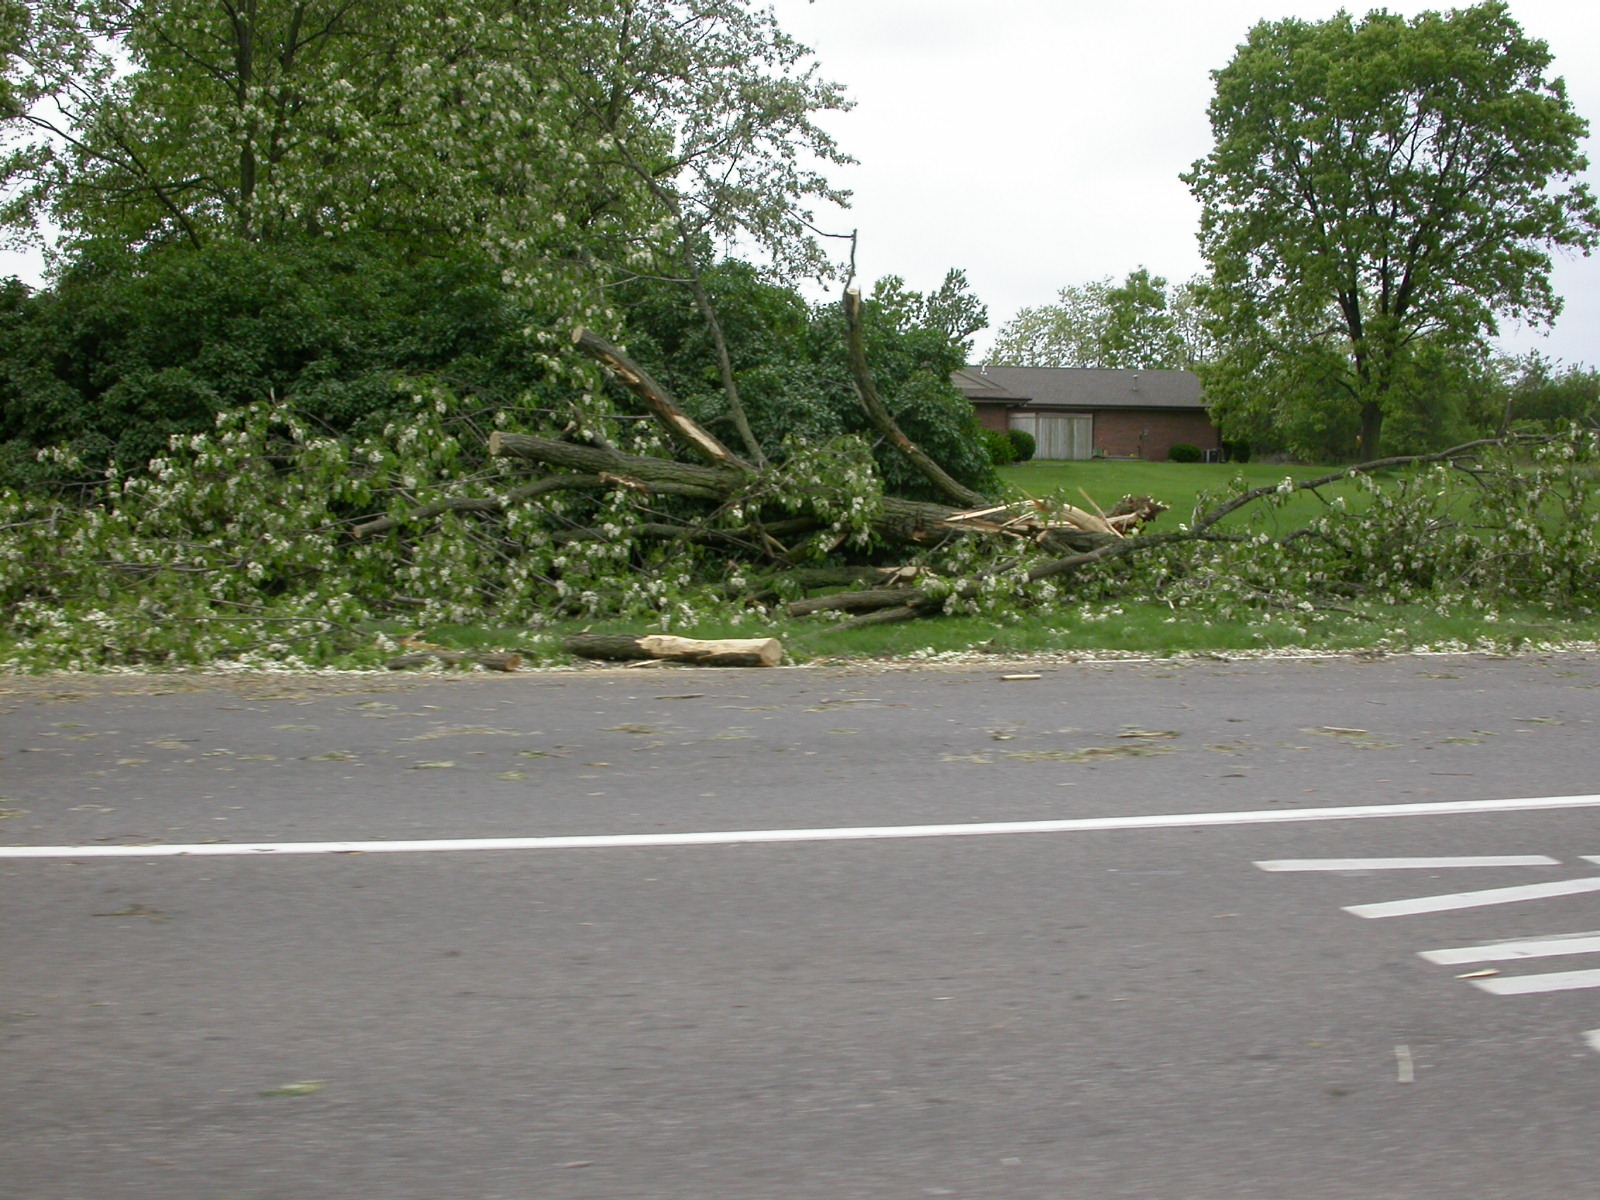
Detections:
1256,856,1560,872
1584,1030,1600,1056
1471,969,1600,996
4,792,1600,860
1420,933,1600,965
1345,877,1600,919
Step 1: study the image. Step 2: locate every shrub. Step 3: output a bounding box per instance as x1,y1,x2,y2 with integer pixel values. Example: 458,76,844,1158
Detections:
1223,440,1251,463
982,427,1017,466
1006,429,1036,462
1168,443,1203,462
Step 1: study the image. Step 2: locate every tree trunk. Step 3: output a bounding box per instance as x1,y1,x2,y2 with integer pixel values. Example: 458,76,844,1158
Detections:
1359,402,1384,460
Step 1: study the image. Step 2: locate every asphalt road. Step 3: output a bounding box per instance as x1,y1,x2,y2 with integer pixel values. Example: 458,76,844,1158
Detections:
4,651,1600,1199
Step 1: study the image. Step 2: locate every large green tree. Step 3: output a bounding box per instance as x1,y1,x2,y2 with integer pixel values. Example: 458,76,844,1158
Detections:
1184,2,1599,459
987,268,1205,369
0,1,848,325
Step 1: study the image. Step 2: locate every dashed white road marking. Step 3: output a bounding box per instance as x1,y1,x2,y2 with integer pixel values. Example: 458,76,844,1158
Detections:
1420,933,1600,965
5,792,1600,859
1471,969,1600,996
1345,877,1600,919
1584,1030,1600,1055
1255,856,1560,872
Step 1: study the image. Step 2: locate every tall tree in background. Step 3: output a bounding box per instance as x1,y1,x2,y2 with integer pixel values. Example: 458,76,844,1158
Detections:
987,267,1204,369
1184,2,1599,459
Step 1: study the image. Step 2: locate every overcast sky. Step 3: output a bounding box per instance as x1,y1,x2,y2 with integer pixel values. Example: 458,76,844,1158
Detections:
767,0,1600,367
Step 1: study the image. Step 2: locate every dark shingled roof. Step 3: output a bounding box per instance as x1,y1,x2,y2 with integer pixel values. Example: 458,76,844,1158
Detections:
953,365,1205,410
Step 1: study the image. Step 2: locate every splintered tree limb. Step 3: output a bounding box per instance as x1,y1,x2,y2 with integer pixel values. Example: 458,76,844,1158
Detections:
843,287,987,509
565,633,783,667
571,327,753,471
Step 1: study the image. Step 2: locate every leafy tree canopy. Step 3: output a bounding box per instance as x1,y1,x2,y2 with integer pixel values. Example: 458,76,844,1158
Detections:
0,237,561,478
1184,1,1600,458
988,268,1205,369
0,1,850,328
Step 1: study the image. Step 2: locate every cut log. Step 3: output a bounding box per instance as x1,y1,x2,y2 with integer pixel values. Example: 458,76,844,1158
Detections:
566,633,783,668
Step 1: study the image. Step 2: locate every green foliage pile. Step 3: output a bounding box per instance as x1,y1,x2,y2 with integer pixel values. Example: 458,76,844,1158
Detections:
1167,444,1202,463
2,402,1594,672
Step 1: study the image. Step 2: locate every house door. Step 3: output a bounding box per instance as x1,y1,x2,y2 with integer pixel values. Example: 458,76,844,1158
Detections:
1011,412,1092,460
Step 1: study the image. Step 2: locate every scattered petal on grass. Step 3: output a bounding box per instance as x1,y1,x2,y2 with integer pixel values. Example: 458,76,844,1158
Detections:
1118,728,1180,740
409,761,456,770
237,754,278,761
260,1081,327,1098
1001,673,1042,681
495,771,529,781
1308,727,1369,738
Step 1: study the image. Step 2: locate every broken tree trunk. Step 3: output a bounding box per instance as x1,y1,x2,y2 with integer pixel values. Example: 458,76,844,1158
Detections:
571,328,753,472
483,432,1113,555
565,633,784,668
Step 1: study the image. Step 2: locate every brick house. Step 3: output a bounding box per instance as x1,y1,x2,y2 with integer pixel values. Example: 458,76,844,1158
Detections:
953,365,1221,461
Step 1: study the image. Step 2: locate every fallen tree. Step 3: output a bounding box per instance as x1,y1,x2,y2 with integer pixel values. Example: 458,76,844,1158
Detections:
2,279,1596,672
326,287,1595,646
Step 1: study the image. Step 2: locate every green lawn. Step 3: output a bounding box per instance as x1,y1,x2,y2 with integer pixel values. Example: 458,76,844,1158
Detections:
998,458,1360,529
